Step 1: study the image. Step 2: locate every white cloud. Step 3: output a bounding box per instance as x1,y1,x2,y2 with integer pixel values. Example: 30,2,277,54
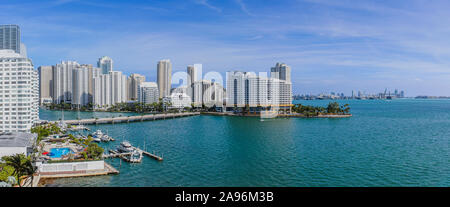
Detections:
194,0,222,12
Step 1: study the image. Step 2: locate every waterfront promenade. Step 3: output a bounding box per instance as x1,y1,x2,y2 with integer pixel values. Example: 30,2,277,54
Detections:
60,112,200,125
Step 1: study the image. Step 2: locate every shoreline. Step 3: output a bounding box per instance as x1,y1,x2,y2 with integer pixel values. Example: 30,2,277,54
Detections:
201,112,352,118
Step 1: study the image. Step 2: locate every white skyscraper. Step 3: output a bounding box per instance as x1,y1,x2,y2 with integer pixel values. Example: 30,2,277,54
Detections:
157,59,172,98
226,71,246,107
270,62,291,83
0,49,38,132
93,71,127,109
31,70,39,122
226,66,292,112
97,56,113,74
93,74,111,108
187,64,202,102
138,82,159,104
202,80,224,107
52,61,80,104
72,67,90,107
110,71,127,104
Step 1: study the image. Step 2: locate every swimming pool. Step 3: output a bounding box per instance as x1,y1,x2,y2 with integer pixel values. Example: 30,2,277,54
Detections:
49,148,73,158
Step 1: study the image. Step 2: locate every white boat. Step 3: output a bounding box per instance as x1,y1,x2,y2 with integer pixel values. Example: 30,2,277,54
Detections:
92,129,104,137
91,129,108,142
92,137,101,142
117,141,134,153
101,135,111,142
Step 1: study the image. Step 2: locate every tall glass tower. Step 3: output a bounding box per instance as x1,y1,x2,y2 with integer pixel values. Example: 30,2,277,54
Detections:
0,25,21,54
97,56,113,74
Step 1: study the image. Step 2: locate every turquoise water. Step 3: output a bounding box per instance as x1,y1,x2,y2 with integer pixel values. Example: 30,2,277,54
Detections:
39,109,142,121
49,148,73,158
42,99,450,186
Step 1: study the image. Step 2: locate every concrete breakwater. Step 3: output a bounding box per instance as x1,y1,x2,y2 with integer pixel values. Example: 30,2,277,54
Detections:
61,112,200,125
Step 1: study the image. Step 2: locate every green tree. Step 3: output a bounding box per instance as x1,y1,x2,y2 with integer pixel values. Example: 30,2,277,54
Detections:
0,164,15,182
86,143,104,160
1,154,30,187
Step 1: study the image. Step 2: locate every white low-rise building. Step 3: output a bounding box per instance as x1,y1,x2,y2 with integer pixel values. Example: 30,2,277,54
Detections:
168,92,191,109
0,132,37,158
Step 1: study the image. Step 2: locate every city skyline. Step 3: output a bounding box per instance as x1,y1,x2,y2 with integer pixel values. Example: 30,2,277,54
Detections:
2,0,450,96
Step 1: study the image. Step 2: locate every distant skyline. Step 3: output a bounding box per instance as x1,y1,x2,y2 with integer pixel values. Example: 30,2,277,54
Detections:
2,0,450,96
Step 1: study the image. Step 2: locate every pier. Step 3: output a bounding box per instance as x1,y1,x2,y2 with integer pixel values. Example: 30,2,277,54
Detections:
104,148,163,162
60,112,200,125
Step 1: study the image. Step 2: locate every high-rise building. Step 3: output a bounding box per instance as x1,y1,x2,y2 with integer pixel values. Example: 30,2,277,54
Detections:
80,64,97,103
72,67,90,107
31,70,39,122
52,61,80,104
192,80,206,107
127,73,146,101
111,71,127,104
0,49,38,132
202,80,224,107
157,59,172,98
270,62,291,83
226,68,292,112
93,71,127,109
93,74,111,108
137,82,159,104
0,25,20,54
187,64,202,102
38,66,54,105
97,56,113,74
191,79,224,107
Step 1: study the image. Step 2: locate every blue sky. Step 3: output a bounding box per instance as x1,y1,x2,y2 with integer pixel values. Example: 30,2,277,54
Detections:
2,0,450,96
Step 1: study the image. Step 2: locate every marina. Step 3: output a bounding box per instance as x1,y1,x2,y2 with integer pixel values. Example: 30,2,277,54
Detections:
41,99,450,187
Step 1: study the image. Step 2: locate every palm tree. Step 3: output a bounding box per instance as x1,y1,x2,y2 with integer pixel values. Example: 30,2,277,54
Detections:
2,154,27,187
343,104,350,114
22,159,37,187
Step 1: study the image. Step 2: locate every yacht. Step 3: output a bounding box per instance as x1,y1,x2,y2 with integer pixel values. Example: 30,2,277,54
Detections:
92,129,104,138
117,141,134,153
101,135,111,142
91,130,105,142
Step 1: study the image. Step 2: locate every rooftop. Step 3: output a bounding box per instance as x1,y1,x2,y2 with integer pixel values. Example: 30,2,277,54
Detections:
140,82,157,87
0,49,22,58
0,132,37,148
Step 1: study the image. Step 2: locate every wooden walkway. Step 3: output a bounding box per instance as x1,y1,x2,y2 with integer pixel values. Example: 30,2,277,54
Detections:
60,112,200,125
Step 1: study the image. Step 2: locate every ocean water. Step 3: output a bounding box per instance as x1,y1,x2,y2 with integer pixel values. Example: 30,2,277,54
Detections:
41,99,450,186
